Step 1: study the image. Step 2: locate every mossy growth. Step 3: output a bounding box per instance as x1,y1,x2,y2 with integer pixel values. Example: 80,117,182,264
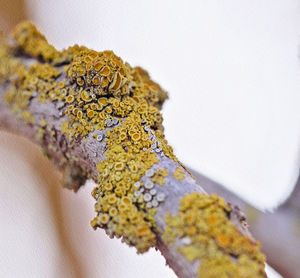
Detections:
162,193,266,278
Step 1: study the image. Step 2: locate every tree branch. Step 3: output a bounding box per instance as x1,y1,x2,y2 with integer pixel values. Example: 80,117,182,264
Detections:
0,22,267,278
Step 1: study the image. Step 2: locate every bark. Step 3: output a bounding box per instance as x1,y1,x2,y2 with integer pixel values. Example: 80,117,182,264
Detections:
0,22,267,278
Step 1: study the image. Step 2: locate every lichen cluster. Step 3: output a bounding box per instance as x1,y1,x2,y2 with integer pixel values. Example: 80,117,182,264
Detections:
162,193,266,278
1,21,175,253
173,166,186,180
0,38,22,83
5,62,61,124
12,21,61,63
91,112,162,252
151,168,169,186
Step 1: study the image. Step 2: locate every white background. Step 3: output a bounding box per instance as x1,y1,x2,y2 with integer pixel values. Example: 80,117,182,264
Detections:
2,0,300,277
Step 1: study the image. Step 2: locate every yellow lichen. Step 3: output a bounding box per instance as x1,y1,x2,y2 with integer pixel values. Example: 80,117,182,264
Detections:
151,168,168,185
173,167,186,180
12,21,61,63
162,193,266,278
37,127,45,141
91,112,161,252
1,23,170,252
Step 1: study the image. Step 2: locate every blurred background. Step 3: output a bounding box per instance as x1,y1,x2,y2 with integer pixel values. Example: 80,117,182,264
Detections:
0,1,300,277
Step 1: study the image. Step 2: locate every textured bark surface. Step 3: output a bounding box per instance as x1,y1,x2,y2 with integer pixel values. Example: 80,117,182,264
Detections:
0,22,267,278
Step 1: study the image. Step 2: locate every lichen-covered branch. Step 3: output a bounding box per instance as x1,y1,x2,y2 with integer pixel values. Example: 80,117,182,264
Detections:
0,22,267,278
